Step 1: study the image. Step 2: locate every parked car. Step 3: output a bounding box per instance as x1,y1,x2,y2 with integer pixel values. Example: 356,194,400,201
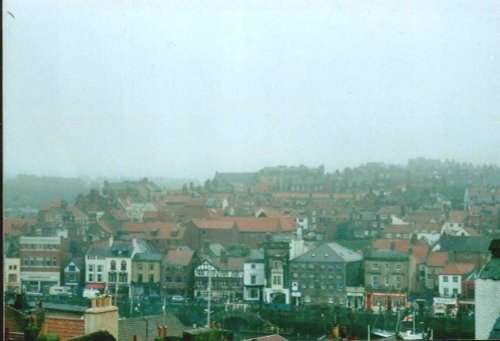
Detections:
171,295,185,303
82,288,100,299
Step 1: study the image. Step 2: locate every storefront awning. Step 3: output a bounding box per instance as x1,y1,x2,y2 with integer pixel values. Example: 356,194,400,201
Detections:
86,283,105,289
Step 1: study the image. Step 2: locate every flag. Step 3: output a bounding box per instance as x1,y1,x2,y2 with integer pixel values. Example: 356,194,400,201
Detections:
402,314,413,322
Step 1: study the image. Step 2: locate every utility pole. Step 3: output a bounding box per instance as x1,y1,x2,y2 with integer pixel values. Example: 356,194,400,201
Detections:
206,266,212,328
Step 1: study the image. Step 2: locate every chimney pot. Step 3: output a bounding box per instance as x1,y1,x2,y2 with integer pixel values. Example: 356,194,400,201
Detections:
163,327,168,337
91,297,97,308
157,327,163,337
133,336,137,341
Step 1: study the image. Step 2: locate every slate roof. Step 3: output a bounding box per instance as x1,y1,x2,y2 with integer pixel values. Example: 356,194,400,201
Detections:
246,249,264,262
44,317,85,340
241,335,289,341
479,258,500,280
118,314,185,341
439,236,492,253
489,316,500,340
66,331,116,341
292,242,362,263
133,253,162,262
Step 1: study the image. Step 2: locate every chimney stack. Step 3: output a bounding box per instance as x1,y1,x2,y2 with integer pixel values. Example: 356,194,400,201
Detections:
84,295,119,341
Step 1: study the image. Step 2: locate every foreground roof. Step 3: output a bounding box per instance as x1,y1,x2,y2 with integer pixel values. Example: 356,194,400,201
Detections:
118,314,185,341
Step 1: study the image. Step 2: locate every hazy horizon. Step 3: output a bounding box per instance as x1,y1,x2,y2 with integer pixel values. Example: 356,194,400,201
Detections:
4,1,500,181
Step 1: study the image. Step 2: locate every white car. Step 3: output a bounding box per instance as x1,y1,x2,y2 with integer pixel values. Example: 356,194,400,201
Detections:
171,295,185,303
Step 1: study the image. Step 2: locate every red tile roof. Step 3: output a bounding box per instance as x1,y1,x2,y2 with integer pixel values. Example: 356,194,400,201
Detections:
385,225,411,234
192,219,236,230
442,263,475,275
230,217,281,233
3,218,36,235
427,251,449,267
448,211,467,223
372,239,410,252
44,317,84,340
164,249,195,266
68,206,86,217
412,244,429,263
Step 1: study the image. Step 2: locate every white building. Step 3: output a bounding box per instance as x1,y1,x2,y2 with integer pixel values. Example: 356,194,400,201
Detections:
475,240,500,339
4,258,21,293
243,250,265,302
438,263,475,298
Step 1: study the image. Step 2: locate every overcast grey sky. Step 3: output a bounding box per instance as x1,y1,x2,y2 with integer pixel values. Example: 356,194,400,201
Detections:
4,0,500,180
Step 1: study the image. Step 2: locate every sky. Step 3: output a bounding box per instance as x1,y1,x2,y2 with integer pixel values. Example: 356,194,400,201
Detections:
4,0,500,181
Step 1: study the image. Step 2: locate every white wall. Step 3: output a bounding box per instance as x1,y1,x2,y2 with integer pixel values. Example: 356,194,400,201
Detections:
438,275,462,297
475,278,500,339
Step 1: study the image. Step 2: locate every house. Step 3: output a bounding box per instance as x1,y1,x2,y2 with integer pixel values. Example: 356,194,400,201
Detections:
188,219,238,249
41,317,85,340
4,257,22,293
263,239,291,305
63,260,82,292
243,249,265,302
364,248,412,312
131,251,162,297
475,239,500,339
424,251,449,292
438,263,476,298
290,242,363,307
194,254,245,302
162,248,196,298
437,235,492,270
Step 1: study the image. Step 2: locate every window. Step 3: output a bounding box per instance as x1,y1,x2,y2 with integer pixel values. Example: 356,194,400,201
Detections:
149,274,154,282
444,288,449,296
121,261,127,271
23,258,29,266
373,263,379,270
251,275,257,284
443,276,449,282
138,263,143,270
8,274,17,282
272,275,282,286
109,273,117,282
52,257,57,266
372,275,379,288
251,264,256,269
385,263,390,270
452,276,458,283
111,260,116,271
464,252,471,259
88,264,94,272
137,274,143,282
97,265,103,272
149,264,154,271
395,263,401,271
119,273,128,283
384,276,389,286
89,274,94,282
395,276,401,289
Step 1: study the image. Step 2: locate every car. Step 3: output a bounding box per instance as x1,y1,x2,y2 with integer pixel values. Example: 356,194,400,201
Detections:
171,295,185,303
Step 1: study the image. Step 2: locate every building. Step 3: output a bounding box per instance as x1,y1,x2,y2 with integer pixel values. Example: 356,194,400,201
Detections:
438,263,476,298
85,238,152,298
364,248,412,312
243,250,265,302
475,239,500,339
263,239,290,305
194,253,245,302
290,242,363,306
162,248,196,298
424,251,449,292
63,260,82,292
4,257,21,293
132,251,162,297
438,235,492,271
19,235,68,293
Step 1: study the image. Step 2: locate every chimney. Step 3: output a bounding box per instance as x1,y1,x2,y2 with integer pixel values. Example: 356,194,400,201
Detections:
133,336,138,341
163,327,168,337
158,327,163,337
109,237,114,247
84,295,119,340
220,249,228,263
390,241,396,251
